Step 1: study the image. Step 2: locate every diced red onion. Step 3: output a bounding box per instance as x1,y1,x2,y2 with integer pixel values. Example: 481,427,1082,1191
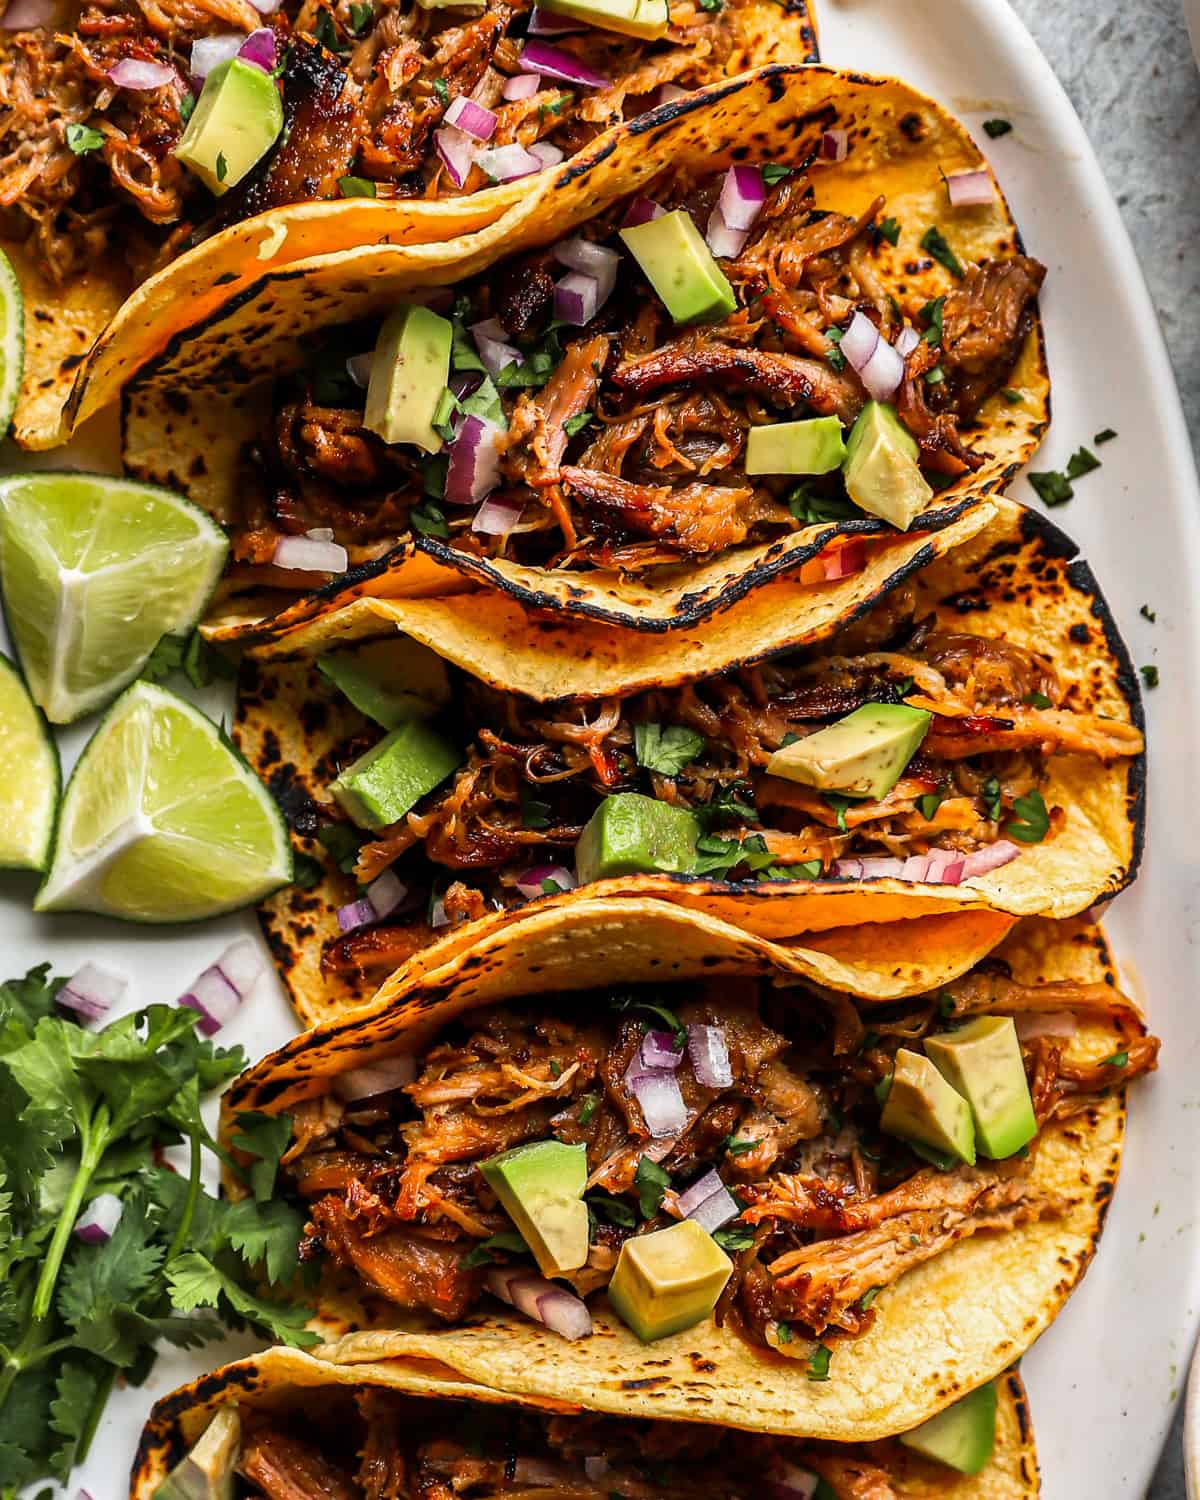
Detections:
689,1184,739,1233
520,39,608,88
503,71,542,99
248,0,282,15
858,336,906,402
767,1465,820,1500
473,495,524,537
106,57,178,90
797,537,866,586
333,1053,416,1102
515,863,577,899
445,415,503,506
687,1023,733,1089
553,270,599,326
961,840,1022,878
923,847,965,885
839,309,880,371
527,4,585,33
478,143,545,181
190,33,242,81
946,168,996,207
178,938,265,1036
0,0,55,28
640,1029,684,1070
554,236,619,304
237,26,276,72
622,195,664,228
625,1064,688,1136
584,1458,609,1482
336,897,376,934
73,1193,123,1244
430,895,449,928
676,1168,724,1217
705,202,747,260
1014,1011,1079,1042
895,326,920,357
336,869,408,934
346,352,373,388
471,318,522,378
900,853,931,882
273,533,348,573
434,124,477,189
529,141,564,167
652,82,688,107
718,164,765,232
820,128,848,162
444,94,498,142
832,856,904,880
57,961,127,1025
537,1286,594,1340
486,1269,592,1340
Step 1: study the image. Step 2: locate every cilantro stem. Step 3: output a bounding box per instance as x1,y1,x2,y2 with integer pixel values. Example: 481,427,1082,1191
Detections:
167,1129,203,1264
31,1102,111,1322
76,1363,116,1465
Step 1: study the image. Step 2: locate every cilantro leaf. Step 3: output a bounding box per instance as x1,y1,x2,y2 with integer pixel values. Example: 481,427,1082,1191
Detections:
1141,664,1160,689
411,497,450,537
585,1191,636,1229
916,790,944,821
564,412,592,436
165,1252,319,1348
1028,468,1074,507
222,1197,307,1286
1065,446,1100,480
230,1111,292,1202
762,163,792,186
919,225,964,278
338,175,376,198
713,1223,754,1252
65,122,104,155
981,775,1002,822
460,1231,529,1268
0,964,64,1032
877,215,901,245
982,118,1012,138
807,1343,833,1381
634,722,705,777
1005,788,1049,843
1094,427,1118,445
634,1157,671,1219
786,482,857,525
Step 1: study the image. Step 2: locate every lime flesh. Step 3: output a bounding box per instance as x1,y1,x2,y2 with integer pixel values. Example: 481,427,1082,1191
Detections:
0,248,23,438
0,472,227,723
0,651,58,870
36,681,291,922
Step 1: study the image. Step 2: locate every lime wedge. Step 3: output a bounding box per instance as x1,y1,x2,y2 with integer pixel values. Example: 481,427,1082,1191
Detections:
36,681,291,922
0,651,58,870
0,472,228,723
0,248,23,438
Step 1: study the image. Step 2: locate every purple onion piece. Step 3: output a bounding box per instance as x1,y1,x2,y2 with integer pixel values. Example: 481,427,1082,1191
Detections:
675,1167,725,1216
445,415,504,506
688,1184,739,1233
535,1286,593,1340
73,1192,123,1244
625,1064,688,1136
961,840,1021,878
57,961,128,1025
705,202,747,260
553,270,599,327
687,1023,732,1089
718,163,765,232
475,143,544,182
519,38,608,88
527,4,587,33
237,26,276,72
552,236,619,303
858,335,905,402
515,863,577,899
434,124,477,189
178,938,265,1035
838,309,880,372
273,534,348,573
473,495,524,537
821,128,848,162
529,140,564,167
444,94,498,142
621,195,664,228
895,325,920,356
470,317,522,378
190,33,242,81
946,168,995,207
639,1029,684,1070
106,57,178,89
503,71,543,99
333,1053,417,1102
336,896,377,934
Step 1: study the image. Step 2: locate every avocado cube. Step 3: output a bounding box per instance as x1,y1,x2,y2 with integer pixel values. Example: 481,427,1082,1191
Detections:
364,304,453,454
175,59,283,197
153,1407,240,1500
619,210,736,324
843,401,934,530
480,1140,589,1277
318,638,451,729
899,1382,998,1476
330,720,461,831
745,416,847,476
765,703,931,801
881,1048,976,1165
925,1016,1036,1160
575,793,700,885
539,0,668,37
608,1220,732,1342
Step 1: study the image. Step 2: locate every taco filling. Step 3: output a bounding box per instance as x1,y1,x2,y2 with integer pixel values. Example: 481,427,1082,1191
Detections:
219,161,1044,590
279,963,1155,1352
0,0,789,287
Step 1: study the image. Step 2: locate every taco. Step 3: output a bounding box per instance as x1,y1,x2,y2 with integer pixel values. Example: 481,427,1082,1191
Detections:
219,909,1154,1440
3,3,817,449
235,496,1142,1023
132,1349,1039,1499
110,64,1049,640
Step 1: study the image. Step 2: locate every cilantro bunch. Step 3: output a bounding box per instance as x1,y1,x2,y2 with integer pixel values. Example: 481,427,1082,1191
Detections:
0,967,314,1490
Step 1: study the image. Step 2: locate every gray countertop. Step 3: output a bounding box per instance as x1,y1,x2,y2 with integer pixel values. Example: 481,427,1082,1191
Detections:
1003,3,1199,1493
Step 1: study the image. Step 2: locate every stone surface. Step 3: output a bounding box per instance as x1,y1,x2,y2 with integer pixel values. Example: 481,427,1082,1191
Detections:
1003,9,1198,1493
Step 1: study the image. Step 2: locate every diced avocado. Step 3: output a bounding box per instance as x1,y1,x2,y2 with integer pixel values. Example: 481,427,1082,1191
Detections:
899,1382,998,1476
925,1016,1036,1160
765,703,931,801
539,0,668,39
330,720,461,831
575,793,700,885
843,401,934,530
364,304,453,453
608,1220,732,1342
174,59,283,197
480,1139,589,1278
880,1048,976,1165
318,638,451,729
619,210,736,324
745,416,847,476
153,1406,240,1500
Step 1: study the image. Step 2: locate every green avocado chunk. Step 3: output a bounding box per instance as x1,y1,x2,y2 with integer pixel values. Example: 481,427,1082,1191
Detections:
480,1139,589,1277
924,1016,1037,1159
364,303,454,453
765,703,931,801
843,400,934,530
330,719,461,831
575,792,700,884
540,0,668,37
317,638,451,729
880,1047,976,1165
899,1382,998,1475
745,416,847,476
174,59,283,196
619,210,736,324
153,1406,240,1500
608,1219,732,1342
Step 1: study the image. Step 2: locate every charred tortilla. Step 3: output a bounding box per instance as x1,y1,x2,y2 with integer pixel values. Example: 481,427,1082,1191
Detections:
218,910,1149,1442
105,64,1048,641
130,1350,1040,1499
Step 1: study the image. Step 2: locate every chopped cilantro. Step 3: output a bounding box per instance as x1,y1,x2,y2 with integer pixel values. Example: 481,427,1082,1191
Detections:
1094,427,1118,445
790,858,824,879
461,1232,529,1268
919,295,945,345
983,118,1013,138
762,164,792,186
981,775,1002,822
806,1344,833,1381
610,993,685,1042
540,878,565,895
634,1157,671,1219
1005,788,1049,843
694,781,760,830
587,1190,637,1229
179,92,195,124
313,7,345,51
1140,664,1160,689
1139,604,1156,623
724,1134,756,1156
916,790,944,821
348,0,373,30
291,853,323,890
634,722,705,777
65,123,104,155
1027,468,1074,507
433,77,450,106
316,822,363,873
859,1285,881,1310
140,631,234,691
775,1320,793,1343
877,215,901,246
825,325,846,372
938,991,956,1018
919,225,964,278
577,1093,599,1126
1001,387,1023,404
713,1223,755,1252
1102,1051,1129,1068
215,151,228,184
337,176,376,198
1023,690,1053,709
564,411,593,436
823,793,854,832
519,787,552,829
924,365,945,385
698,0,722,11
411,497,449,537
786,482,858,525
1065,446,1101,480
693,830,776,879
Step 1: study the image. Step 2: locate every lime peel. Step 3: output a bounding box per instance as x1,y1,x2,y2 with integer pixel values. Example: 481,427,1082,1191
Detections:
0,651,58,870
